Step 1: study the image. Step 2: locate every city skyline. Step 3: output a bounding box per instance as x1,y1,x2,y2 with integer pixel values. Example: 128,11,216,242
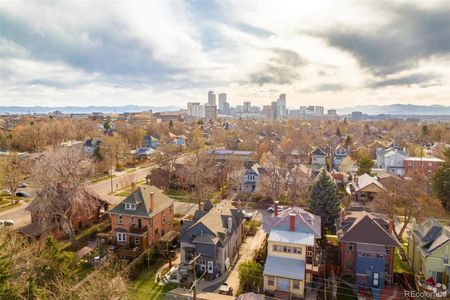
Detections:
1,1,450,108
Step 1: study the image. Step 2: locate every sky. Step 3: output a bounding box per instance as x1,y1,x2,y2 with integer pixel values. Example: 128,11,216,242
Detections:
1,0,450,109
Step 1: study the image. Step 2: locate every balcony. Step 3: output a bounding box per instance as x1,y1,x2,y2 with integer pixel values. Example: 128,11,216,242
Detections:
129,226,147,236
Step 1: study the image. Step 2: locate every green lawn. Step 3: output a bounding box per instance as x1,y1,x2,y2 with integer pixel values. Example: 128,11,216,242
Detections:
0,202,21,212
129,265,177,300
394,248,411,273
336,282,358,300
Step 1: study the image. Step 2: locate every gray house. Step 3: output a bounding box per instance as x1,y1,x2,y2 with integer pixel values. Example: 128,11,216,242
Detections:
241,163,265,193
180,200,244,280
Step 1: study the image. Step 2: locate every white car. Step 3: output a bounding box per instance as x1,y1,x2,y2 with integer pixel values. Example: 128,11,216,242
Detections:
242,210,253,220
218,283,233,295
267,205,284,213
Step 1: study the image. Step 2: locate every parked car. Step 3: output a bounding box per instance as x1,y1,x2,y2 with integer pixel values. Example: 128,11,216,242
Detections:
0,220,14,226
218,283,233,295
267,205,284,213
15,191,30,197
18,182,29,188
242,210,253,220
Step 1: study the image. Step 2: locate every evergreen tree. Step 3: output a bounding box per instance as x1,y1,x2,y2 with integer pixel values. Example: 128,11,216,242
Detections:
357,153,375,175
336,126,341,137
432,148,450,209
168,119,174,129
0,238,19,299
308,169,340,231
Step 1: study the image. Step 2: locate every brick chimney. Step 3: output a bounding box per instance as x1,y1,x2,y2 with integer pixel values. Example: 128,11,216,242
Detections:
199,201,204,211
388,219,394,233
150,192,155,212
289,213,296,232
274,201,279,216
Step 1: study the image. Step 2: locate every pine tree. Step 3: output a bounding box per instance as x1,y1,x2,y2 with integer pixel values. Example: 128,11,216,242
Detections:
0,238,19,299
432,148,450,209
309,169,340,231
336,126,341,137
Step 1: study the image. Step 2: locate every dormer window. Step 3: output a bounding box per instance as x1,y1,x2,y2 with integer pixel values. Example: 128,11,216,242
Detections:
125,203,136,210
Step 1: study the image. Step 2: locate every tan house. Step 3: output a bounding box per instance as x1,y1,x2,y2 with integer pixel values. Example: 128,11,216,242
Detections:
346,173,386,206
107,184,175,258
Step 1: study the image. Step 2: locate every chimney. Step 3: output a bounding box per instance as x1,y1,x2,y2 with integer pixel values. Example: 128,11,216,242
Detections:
228,217,232,231
199,201,204,211
150,192,155,212
131,181,136,191
289,213,296,232
274,201,279,216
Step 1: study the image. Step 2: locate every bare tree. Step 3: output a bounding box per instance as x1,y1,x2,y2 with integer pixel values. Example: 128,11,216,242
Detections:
256,151,287,201
0,153,30,204
287,165,310,207
30,147,102,242
373,171,442,242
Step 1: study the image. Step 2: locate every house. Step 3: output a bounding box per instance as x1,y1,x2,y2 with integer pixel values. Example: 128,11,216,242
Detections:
144,134,160,149
227,137,243,150
336,211,400,299
407,218,450,288
241,163,264,193
376,142,407,176
180,200,244,280
84,138,102,155
169,133,186,146
332,144,348,170
134,147,156,160
310,147,327,171
404,156,444,177
107,184,175,258
262,206,321,299
346,174,386,206
18,188,108,241
204,149,256,167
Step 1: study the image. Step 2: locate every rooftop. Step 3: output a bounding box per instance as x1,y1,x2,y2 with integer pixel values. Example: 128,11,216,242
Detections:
268,230,314,246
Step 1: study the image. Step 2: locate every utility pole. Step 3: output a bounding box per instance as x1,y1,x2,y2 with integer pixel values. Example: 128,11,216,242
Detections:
190,254,201,300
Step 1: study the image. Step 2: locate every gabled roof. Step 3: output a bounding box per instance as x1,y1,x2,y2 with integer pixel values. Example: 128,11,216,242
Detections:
268,230,315,246
107,185,175,218
311,147,327,157
354,174,386,192
337,211,400,247
263,207,321,238
413,218,450,257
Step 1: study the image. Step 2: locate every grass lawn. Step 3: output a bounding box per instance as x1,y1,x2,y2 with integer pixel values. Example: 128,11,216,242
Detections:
336,282,358,300
129,265,178,300
59,219,111,251
0,202,21,212
165,189,194,202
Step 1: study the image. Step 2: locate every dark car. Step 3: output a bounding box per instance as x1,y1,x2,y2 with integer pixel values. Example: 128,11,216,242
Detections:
16,191,30,197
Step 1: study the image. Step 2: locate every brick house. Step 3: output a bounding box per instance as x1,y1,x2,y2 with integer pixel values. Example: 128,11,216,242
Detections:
19,188,108,241
107,185,175,258
404,157,444,177
336,211,400,299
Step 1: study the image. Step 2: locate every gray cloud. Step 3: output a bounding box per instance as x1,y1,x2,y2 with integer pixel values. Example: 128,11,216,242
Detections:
368,73,440,88
246,48,304,86
319,2,450,76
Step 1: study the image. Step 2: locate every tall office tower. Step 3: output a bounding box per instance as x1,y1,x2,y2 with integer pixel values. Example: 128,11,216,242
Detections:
223,102,230,115
307,106,315,112
314,106,324,116
218,93,227,113
271,101,278,120
208,91,216,106
351,111,363,120
262,105,272,119
204,105,217,120
327,109,337,116
187,102,205,118
276,94,286,120
243,101,251,113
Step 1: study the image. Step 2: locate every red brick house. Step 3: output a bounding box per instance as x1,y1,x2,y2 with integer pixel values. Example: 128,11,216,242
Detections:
107,185,175,257
404,156,444,177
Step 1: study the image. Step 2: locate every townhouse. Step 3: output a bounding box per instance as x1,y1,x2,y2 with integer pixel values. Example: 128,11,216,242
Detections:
404,156,444,177
180,200,244,280
107,184,175,258
336,211,400,299
263,206,321,299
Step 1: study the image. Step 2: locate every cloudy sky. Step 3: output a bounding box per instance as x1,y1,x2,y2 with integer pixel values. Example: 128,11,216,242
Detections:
1,0,450,108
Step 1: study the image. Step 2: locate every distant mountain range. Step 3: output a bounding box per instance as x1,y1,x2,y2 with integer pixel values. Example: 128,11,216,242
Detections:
336,104,450,115
1,103,449,115
0,105,181,114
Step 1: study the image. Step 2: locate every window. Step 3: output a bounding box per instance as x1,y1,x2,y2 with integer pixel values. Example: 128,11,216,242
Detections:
277,278,290,291
385,247,389,254
124,203,136,210
347,243,353,252
207,261,213,273
169,206,172,213
134,237,140,244
428,162,433,167
155,228,159,235
117,232,126,242
294,247,302,254
428,169,432,176
163,216,166,224
130,217,135,224
267,276,274,286
373,272,379,288
293,280,300,289
307,250,313,257
443,254,449,264
118,215,123,224
408,162,412,166
346,260,353,271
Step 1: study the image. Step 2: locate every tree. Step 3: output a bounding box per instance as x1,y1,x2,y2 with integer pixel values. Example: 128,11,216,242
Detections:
336,126,341,137
287,165,310,206
344,135,352,148
308,169,340,231
238,260,263,293
168,119,174,129
30,147,100,242
256,151,287,201
432,148,450,209
103,121,111,130
357,152,374,176
0,153,30,204
374,171,442,242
